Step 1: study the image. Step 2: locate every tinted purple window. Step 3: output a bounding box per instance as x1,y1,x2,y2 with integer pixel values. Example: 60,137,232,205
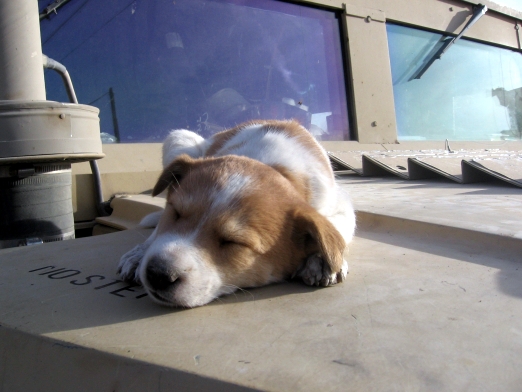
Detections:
41,0,350,142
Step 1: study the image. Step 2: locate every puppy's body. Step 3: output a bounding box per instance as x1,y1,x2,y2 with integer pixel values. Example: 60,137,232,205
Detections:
118,120,355,307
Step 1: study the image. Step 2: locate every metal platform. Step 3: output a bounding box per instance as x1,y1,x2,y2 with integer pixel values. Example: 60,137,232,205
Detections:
1,178,522,391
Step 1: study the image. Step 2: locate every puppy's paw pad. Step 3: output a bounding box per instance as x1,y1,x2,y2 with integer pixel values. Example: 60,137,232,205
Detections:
296,255,348,287
117,243,147,284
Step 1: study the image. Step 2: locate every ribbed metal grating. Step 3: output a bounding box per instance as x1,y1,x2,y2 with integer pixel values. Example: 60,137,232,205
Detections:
329,149,522,188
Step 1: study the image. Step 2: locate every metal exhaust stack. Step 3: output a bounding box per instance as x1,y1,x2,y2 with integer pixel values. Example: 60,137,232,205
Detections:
0,0,103,248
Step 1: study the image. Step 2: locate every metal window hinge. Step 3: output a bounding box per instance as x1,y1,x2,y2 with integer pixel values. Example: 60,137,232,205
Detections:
413,4,488,80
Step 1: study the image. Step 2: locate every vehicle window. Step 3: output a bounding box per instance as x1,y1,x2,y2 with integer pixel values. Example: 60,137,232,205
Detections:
40,0,350,143
493,0,522,13
387,23,522,141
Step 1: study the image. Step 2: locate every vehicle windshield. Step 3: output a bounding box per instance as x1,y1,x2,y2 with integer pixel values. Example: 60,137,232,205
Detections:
40,0,351,143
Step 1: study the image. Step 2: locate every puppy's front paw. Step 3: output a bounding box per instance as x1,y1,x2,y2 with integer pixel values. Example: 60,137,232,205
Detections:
117,243,148,284
295,254,348,287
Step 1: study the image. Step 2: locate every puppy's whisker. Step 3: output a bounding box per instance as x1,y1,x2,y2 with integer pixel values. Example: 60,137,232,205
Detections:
172,173,181,188
223,284,255,301
136,231,150,240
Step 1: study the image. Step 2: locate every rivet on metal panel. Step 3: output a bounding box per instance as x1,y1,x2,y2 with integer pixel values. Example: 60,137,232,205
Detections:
59,113,65,119
371,121,377,127
449,7,453,11
365,15,371,23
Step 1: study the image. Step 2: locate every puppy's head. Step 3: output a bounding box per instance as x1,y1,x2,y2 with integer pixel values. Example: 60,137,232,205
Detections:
140,154,345,307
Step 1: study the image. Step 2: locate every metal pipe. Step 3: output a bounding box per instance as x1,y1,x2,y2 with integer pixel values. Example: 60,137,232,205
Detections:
88,160,109,217
0,0,46,100
42,54,78,104
42,55,110,217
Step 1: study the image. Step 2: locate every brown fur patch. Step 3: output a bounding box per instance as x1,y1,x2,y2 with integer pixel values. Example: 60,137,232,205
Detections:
271,164,311,203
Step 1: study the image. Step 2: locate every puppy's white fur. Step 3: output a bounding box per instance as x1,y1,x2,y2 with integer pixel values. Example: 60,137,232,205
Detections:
118,120,355,307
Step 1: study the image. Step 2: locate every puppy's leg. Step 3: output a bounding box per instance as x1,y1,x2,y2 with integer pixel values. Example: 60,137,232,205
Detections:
294,254,349,287
117,242,150,284
118,223,158,284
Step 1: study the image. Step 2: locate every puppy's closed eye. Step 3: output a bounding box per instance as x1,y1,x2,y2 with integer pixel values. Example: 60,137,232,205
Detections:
219,238,235,247
219,237,249,249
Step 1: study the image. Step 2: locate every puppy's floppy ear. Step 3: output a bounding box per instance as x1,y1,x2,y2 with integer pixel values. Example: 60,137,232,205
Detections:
152,154,194,196
292,205,346,272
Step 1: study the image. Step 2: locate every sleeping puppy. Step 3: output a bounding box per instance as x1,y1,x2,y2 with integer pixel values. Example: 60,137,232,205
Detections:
118,120,355,307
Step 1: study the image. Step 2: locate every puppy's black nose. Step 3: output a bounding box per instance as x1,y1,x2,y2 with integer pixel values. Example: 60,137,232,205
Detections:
145,261,179,290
